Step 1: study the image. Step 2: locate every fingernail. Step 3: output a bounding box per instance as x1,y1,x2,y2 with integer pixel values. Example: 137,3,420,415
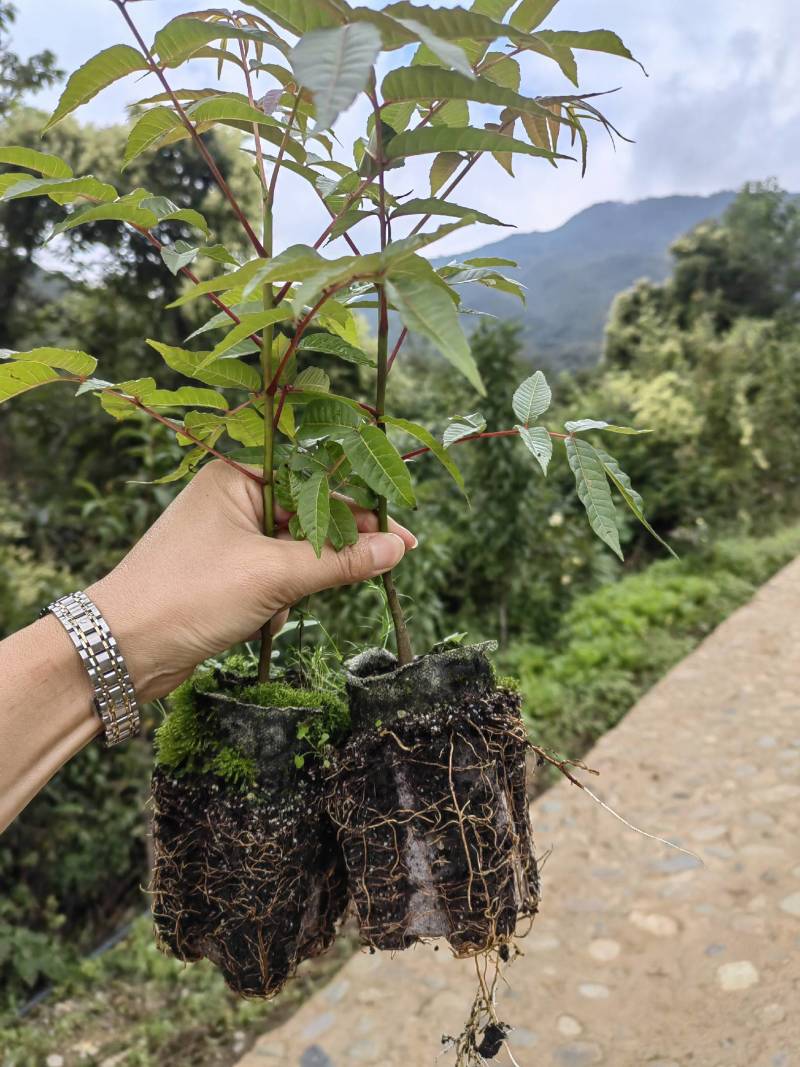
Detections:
409,534,419,549
369,533,406,573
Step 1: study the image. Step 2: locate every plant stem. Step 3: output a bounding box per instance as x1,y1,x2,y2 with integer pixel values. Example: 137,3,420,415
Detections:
375,286,414,665
258,198,276,681
369,88,414,665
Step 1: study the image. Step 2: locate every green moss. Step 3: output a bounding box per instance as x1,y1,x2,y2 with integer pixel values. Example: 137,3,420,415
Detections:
154,663,349,789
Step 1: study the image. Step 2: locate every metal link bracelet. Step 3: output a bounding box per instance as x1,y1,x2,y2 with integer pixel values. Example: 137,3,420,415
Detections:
42,591,140,747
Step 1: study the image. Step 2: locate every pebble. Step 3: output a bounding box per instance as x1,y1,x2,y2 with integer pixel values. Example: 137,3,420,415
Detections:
578,983,610,999
300,1047,335,1067
716,960,759,991
46,1058,64,1067
758,1003,786,1026
779,892,800,917
554,1041,604,1065
691,825,727,842
301,1012,335,1041
704,944,726,957
558,1015,584,1037
629,911,679,937
254,1041,287,1059
650,854,703,873
588,939,620,962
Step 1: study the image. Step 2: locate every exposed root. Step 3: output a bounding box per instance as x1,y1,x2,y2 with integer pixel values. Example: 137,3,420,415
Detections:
441,945,523,1066
150,769,347,998
530,743,703,865
328,686,539,955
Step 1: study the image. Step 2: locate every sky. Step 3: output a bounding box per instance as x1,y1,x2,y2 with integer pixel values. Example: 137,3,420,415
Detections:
7,0,800,256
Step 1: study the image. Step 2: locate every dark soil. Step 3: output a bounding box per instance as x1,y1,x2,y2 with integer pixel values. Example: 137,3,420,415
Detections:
327,645,540,955
150,678,348,998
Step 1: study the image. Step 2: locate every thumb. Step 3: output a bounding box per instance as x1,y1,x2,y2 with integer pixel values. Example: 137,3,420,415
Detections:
280,531,407,600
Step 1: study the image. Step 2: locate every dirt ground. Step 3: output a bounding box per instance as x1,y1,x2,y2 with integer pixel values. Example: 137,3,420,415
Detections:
237,557,800,1067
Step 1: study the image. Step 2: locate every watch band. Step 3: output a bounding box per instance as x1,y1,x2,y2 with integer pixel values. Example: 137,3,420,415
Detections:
43,591,140,747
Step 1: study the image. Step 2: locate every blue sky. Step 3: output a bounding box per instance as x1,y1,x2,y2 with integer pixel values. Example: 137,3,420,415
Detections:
8,0,800,255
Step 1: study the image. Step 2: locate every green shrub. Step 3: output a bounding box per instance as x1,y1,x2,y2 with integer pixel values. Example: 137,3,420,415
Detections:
504,525,800,754
0,914,356,1066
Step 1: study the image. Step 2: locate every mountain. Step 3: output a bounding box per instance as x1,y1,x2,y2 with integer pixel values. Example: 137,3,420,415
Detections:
437,191,737,370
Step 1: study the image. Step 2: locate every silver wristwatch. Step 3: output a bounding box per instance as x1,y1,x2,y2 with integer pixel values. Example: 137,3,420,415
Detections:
43,591,140,746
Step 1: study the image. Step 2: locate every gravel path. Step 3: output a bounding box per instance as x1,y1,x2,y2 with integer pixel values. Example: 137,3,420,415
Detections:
237,558,800,1067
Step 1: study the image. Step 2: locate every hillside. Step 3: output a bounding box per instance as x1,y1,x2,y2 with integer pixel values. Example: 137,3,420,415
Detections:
439,191,737,369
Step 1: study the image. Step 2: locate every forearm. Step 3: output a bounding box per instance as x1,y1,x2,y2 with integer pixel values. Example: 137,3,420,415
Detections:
0,613,100,832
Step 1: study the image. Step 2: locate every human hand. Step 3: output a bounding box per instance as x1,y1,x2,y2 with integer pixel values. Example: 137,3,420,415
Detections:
87,461,416,702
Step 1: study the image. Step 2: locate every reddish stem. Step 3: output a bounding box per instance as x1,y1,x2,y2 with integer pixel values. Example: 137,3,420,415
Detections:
113,0,267,257
402,427,568,461
272,386,288,429
99,387,264,484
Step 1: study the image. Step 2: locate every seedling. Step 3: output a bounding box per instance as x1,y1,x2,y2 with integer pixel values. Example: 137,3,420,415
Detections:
0,1,664,1059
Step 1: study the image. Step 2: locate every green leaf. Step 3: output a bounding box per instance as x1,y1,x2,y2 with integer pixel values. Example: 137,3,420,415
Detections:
565,436,622,560
146,340,261,392
1,347,97,375
328,496,359,550
297,332,375,366
0,362,60,403
168,247,323,309
297,471,331,557
429,151,462,194
390,197,511,228
161,240,200,276
384,415,466,495
391,18,473,78
0,147,72,179
185,98,306,160
463,256,517,267
512,370,551,424
382,66,571,128
123,108,183,168
341,425,416,508
384,125,569,162
565,419,649,435
247,0,344,35
43,45,149,132
516,424,552,474
206,307,289,362
299,398,365,442
384,2,517,44
536,29,645,73
0,176,117,206
443,411,486,447
149,448,207,485
144,386,230,410
153,17,283,67
290,24,382,131
509,0,560,31
294,367,331,392
480,51,521,90
595,448,677,559
471,0,516,18
386,261,484,396
49,193,159,238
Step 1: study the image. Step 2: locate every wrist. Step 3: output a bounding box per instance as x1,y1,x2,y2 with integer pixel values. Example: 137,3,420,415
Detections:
85,574,171,705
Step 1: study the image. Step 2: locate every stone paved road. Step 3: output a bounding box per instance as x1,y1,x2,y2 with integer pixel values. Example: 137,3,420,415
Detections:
238,558,800,1067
